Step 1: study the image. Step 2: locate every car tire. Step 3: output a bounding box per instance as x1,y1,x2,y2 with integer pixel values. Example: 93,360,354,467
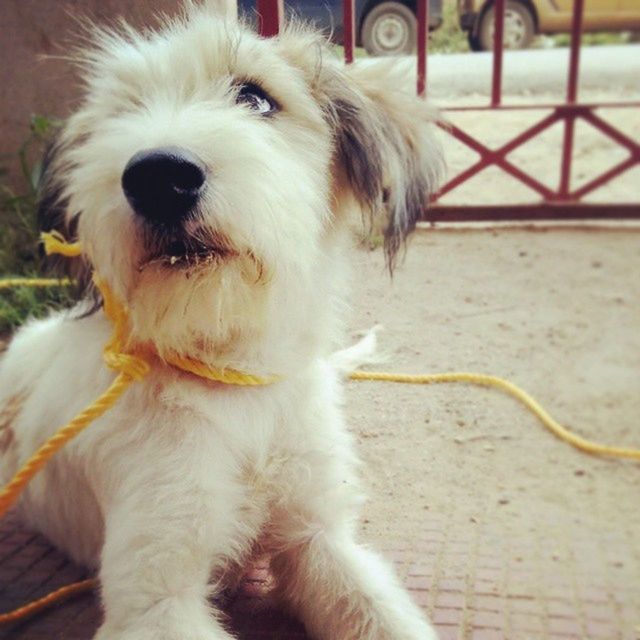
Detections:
477,0,535,51
467,31,483,51
361,2,417,56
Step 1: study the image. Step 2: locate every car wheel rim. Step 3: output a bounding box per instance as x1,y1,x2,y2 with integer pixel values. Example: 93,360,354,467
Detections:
488,8,527,48
373,15,408,52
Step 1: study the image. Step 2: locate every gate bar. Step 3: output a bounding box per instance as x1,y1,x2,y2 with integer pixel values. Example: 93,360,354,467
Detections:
417,0,429,96
425,203,640,223
566,0,585,104
491,0,505,106
257,0,282,36
558,0,585,197
343,0,355,63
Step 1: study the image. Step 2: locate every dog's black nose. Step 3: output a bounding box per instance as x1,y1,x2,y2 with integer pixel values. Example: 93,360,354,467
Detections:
121,147,206,225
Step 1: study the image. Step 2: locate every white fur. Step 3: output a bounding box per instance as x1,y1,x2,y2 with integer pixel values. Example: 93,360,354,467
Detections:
0,3,441,639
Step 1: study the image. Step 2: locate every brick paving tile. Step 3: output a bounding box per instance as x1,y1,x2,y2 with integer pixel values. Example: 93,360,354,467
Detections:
474,595,504,611
474,579,502,595
619,603,640,621
471,630,505,640
585,602,618,622
545,583,577,599
418,541,445,554
506,581,537,599
436,591,467,609
433,607,465,626
407,562,432,576
548,616,583,635
476,559,503,571
578,587,611,604
471,610,506,630
409,588,430,607
405,575,433,590
508,597,541,615
547,599,577,617
476,567,504,582
509,612,545,633
584,618,621,639
434,625,460,640
439,577,468,592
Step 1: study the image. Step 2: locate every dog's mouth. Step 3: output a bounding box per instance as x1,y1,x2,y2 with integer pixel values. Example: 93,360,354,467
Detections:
138,233,238,271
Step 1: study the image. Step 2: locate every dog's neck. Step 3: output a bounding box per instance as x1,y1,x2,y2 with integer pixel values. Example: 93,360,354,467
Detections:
42,232,280,387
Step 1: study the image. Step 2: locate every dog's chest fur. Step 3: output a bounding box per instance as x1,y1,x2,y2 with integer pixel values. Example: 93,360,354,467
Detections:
1,311,347,573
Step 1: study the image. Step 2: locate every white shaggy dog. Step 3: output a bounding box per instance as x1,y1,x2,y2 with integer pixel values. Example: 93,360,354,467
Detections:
0,2,443,638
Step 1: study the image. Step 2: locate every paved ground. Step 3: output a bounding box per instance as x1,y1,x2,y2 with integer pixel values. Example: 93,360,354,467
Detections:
0,227,639,639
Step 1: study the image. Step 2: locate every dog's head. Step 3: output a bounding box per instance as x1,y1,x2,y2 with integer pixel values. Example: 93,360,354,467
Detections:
40,2,443,372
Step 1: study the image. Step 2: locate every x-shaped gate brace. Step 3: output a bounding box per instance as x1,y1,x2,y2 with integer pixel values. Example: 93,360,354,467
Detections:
435,103,640,201
427,102,640,223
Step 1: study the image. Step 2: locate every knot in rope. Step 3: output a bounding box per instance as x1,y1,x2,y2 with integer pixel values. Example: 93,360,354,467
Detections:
96,276,151,381
102,351,150,381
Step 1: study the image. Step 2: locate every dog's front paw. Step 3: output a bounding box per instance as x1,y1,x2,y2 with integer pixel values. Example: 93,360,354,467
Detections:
94,598,235,640
94,622,234,640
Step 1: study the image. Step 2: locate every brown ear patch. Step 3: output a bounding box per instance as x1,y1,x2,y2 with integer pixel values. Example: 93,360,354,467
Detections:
320,62,443,271
327,95,385,216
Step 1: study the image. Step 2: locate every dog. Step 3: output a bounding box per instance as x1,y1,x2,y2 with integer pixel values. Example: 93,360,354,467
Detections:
0,2,443,638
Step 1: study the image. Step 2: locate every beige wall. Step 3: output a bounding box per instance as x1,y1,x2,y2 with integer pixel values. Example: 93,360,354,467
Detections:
0,0,182,188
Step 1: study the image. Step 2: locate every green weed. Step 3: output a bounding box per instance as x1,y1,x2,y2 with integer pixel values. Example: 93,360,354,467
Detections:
0,115,74,337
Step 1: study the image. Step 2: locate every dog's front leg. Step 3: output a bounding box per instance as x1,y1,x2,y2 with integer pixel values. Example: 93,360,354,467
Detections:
93,456,240,640
269,378,437,640
272,530,437,640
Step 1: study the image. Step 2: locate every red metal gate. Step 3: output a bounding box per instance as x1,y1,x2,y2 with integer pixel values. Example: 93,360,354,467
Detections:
256,0,640,222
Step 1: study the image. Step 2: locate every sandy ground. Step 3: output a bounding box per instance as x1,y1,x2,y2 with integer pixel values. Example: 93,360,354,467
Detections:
347,228,640,628
348,227,640,539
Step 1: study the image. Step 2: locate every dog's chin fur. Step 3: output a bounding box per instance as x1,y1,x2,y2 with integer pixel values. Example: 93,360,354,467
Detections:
1,2,443,639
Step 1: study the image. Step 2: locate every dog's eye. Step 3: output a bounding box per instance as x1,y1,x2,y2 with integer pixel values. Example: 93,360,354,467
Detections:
236,82,278,116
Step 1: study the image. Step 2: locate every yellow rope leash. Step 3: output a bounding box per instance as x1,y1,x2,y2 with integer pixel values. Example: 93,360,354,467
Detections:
40,230,83,258
349,371,640,461
0,274,150,519
0,371,143,518
164,352,281,386
0,231,638,624
0,231,77,291
0,579,97,625
0,278,72,290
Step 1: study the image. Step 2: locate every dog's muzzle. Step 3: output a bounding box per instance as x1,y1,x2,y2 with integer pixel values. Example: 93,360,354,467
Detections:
122,146,206,226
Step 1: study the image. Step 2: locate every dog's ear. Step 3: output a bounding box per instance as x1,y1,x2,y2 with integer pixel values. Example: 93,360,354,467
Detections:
37,140,95,303
325,61,443,269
